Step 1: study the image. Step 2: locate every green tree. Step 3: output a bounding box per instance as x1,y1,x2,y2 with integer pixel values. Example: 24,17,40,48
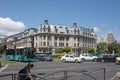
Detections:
97,42,120,54
0,44,3,54
62,46,71,54
97,43,108,54
108,42,120,54
55,48,63,53
88,48,94,54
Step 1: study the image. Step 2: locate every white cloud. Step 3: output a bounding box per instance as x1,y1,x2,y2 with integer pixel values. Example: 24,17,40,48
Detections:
93,27,101,33
0,17,26,37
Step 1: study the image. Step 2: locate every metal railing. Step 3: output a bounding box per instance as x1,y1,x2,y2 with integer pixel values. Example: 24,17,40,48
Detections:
0,68,106,80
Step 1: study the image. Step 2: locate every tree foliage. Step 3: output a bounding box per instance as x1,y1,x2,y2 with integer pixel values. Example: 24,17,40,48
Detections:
0,44,3,54
97,43,108,54
62,46,71,53
108,42,120,54
55,48,63,53
88,48,94,54
97,42,120,54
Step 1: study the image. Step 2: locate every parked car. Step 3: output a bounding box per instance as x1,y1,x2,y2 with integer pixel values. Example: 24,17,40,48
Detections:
61,54,81,63
116,56,120,64
97,54,120,62
79,53,98,61
35,54,53,61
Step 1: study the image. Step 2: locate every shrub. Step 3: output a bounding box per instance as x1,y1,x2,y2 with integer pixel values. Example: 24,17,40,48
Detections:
51,54,64,59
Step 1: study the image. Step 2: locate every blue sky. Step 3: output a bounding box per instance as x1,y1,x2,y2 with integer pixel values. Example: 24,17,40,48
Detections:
0,0,120,41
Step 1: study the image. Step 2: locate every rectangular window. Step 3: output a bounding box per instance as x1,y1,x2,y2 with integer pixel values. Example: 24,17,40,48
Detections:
55,36,57,41
59,42,61,46
74,43,76,47
43,36,46,40
47,42,49,46
66,37,69,41
48,36,51,40
59,37,64,41
77,43,79,47
43,42,46,46
55,42,57,47
41,42,42,46
36,36,37,40
36,43,37,47
74,37,76,41
66,43,69,46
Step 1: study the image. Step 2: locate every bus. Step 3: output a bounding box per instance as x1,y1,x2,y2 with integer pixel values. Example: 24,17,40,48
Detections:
5,47,38,62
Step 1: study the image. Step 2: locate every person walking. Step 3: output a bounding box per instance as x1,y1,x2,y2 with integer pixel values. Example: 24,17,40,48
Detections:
18,62,34,80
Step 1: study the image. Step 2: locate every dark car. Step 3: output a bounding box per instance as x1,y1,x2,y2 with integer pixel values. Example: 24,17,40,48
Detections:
97,54,120,62
35,54,53,61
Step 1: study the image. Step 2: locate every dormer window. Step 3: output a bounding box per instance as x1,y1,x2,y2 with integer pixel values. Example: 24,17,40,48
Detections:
60,32,64,34
55,28,58,33
44,25,46,28
44,18,48,24
66,29,69,34
74,28,77,34
43,28,45,32
48,28,50,32
59,26,63,28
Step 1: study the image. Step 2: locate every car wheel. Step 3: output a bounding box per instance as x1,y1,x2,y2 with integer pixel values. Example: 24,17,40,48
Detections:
116,61,120,65
62,59,66,63
81,58,85,61
101,59,104,62
93,58,97,62
75,59,79,63
45,59,48,61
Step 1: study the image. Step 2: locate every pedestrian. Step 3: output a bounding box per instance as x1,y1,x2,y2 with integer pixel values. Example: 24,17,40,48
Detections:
18,62,34,80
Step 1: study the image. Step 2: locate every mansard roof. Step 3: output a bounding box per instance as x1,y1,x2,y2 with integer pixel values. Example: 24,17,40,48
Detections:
38,19,95,34
38,19,96,35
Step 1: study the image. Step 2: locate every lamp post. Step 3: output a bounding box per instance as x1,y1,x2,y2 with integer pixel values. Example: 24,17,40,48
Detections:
14,37,17,60
4,37,7,60
30,35,35,55
30,35,34,48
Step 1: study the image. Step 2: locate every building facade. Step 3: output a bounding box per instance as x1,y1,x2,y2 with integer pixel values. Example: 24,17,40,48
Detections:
34,19,97,56
1,28,37,49
1,19,97,56
97,31,116,44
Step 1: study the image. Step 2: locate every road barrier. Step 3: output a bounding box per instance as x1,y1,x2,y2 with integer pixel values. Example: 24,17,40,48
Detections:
0,68,106,80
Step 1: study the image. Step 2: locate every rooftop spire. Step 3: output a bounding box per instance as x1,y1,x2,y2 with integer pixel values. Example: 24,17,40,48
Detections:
44,17,48,24
73,20,77,27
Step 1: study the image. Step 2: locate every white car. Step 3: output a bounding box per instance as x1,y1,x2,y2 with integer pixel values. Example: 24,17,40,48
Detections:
79,53,98,61
61,54,81,63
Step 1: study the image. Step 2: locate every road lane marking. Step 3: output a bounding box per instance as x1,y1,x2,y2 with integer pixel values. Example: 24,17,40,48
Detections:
0,64,9,72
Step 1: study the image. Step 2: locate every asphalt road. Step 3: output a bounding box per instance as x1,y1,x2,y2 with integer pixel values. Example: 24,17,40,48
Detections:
0,61,120,80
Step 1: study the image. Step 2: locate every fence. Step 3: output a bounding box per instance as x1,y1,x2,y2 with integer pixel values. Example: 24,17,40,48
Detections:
0,68,107,80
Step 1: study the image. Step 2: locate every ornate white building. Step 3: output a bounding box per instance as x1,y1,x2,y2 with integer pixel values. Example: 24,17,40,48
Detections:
1,28,37,49
1,19,97,56
34,19,97,56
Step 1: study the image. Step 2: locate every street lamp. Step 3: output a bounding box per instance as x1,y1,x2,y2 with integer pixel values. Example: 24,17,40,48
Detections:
14,36,17,60
3,37,7,60
30,35,34,48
